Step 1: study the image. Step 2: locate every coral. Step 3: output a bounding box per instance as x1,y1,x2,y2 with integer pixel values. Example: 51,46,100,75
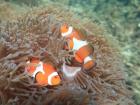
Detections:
0,3,136,105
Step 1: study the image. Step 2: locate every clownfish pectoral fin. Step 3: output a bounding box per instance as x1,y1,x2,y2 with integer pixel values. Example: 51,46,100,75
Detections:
62,63,81,78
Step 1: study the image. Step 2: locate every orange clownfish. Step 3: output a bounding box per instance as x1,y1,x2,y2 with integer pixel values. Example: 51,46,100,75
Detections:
25,58,61,86
61,24,96,70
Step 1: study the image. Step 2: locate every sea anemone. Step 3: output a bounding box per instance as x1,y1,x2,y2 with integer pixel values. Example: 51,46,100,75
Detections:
0,4,135,105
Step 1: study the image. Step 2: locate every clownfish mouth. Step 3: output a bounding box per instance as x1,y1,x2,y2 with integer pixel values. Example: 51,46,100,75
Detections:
62,63,81,78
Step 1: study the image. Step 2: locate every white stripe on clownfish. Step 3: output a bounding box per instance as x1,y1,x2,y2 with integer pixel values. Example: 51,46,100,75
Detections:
32,61,45,78
48,72,59,85
61,26,73,37
84,56,92,64
72,38,88,51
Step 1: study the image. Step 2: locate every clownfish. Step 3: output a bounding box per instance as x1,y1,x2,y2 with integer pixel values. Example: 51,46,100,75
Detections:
25,58,61,86
61,24,96,70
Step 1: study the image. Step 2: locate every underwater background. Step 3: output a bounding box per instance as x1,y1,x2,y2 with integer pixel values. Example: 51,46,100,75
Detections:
0,0,139,105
